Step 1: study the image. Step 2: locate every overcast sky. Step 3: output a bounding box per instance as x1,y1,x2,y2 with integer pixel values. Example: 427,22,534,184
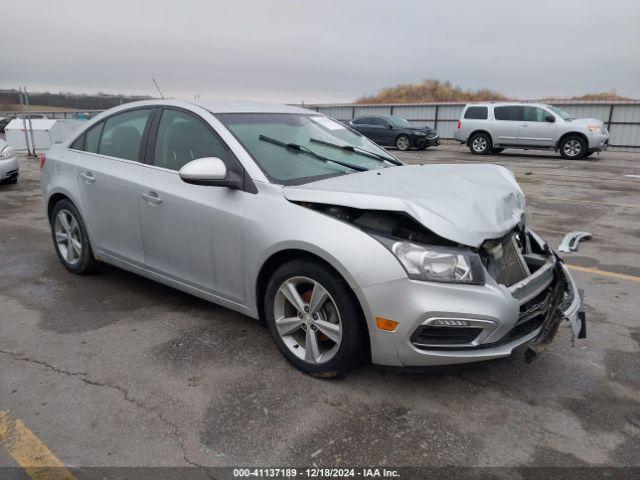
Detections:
2,0,639,103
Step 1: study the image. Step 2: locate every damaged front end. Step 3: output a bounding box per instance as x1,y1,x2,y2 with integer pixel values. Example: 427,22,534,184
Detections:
295,203,585,364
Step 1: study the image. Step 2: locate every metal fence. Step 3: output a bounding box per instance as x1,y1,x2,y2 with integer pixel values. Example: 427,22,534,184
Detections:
3,101,640,151
307,100,640,151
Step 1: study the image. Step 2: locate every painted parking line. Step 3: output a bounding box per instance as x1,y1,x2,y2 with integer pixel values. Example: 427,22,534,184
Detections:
0,411,76,480
567,264,640,283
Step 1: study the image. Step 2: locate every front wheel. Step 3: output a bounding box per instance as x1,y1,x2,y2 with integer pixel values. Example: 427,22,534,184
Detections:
50,199,97,274
264,260,367,376
396,135,411,151
469,133,492,155
559,135,587,159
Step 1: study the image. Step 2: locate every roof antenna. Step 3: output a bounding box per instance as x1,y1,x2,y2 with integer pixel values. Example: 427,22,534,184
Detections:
152,78,165,99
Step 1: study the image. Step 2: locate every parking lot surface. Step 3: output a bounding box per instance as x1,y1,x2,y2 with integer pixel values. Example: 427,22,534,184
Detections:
1,146,639,470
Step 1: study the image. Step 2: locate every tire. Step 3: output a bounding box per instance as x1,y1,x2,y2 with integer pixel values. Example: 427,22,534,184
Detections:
50,199,97,274
492,147,505,154
559,135,587,160
395,135,411,151
264,259,367,376
2,177,18,185
469,133,492,155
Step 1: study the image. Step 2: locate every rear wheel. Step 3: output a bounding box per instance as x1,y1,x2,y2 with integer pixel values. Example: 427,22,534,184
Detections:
50,199,97,274
264,260,366,376
396,135,411,151
469,133,492,155
559,135,587,159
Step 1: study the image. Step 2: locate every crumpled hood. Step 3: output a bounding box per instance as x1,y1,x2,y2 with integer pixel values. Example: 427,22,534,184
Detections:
283,164,525,248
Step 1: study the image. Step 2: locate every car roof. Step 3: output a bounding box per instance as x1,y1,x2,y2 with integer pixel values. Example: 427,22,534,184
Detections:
465,102,550,108
96,99,313,115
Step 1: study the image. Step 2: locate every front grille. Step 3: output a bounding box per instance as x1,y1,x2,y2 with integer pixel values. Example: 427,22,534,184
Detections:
411,326,483,348
484,235,530,287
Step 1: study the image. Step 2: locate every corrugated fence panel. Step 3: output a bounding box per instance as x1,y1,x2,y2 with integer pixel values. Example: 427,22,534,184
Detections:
611,104,640,123
610,124,640,149
437,105,465,121
394,105,436,120
354,105,392,117
556,104,610,122
317,106,352,121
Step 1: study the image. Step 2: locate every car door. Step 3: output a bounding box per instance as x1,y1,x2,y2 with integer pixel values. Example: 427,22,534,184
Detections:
519,106,557,147
492,106,523,145
74,107,154,265
372,117,395,145
351,117,376,140
137,107,245,303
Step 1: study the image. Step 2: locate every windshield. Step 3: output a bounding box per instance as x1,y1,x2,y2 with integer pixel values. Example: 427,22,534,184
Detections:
387,116,413,128
216,113,400,185
548,105,573,121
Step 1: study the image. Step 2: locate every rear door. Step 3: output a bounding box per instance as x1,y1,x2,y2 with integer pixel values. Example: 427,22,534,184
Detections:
492,106,524,145
519,106,557,147
137,107,245,303
74,107,154,265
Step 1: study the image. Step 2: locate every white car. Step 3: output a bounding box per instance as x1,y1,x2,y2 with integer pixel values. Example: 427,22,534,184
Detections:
0,139,18,184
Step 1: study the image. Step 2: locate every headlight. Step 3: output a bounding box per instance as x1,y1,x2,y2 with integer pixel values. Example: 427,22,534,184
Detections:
412,131,427,136
587,124,602,134
1,146,15,160
375,236,485,285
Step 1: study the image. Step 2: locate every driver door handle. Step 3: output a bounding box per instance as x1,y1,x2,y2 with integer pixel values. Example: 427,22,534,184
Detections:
140,192,162,205
521,122,529,127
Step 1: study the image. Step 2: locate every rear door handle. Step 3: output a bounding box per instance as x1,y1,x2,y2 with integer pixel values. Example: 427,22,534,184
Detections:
521,123,529,127
140,192,162,205
80,172,95,183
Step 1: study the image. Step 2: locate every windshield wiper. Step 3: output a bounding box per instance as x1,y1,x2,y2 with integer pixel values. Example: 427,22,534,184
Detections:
258,135,369,172
309,138,402,165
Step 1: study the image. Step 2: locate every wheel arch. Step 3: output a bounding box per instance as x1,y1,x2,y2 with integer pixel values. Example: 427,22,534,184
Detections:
255,248,372,358
557,131,588,150
467,129,494,146
47,192,73,223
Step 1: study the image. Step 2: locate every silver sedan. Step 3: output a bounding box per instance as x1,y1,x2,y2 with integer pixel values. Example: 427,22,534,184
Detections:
40,100,585,375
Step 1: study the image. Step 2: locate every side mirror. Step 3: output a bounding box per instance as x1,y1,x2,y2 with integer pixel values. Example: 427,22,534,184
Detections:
179,157,241,189
386,124,393,129
545,115,556,123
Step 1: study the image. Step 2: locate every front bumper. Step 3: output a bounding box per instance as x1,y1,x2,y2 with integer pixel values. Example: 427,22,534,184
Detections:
0,156,19,182
413,133,440,148
357,231,583,367
588,132,609,152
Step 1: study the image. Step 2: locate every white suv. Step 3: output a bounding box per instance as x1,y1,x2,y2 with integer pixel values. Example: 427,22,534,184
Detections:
454,103,609,159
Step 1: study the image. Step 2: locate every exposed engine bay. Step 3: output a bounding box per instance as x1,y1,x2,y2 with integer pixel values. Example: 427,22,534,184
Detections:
295,202,546,288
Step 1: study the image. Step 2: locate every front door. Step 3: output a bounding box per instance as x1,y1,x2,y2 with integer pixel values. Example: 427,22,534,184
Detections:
138,108,245,303
518,106,557,147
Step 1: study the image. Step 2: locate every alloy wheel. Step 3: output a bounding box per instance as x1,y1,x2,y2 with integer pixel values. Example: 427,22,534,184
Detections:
563,139,582,157
54,210,82,265
472,137,487,153
396,136,410,151
273,276,342,364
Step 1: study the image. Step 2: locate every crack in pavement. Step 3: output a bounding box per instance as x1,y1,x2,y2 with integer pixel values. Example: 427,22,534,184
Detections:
0,348,214,476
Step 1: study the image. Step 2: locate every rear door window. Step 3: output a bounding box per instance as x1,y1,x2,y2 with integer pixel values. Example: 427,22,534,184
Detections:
494,106,524,121
464,106,488,119
97,108,152,161
84,122,104,153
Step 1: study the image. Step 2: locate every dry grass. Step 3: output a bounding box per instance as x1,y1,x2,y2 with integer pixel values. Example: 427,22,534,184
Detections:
356,79,508,104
